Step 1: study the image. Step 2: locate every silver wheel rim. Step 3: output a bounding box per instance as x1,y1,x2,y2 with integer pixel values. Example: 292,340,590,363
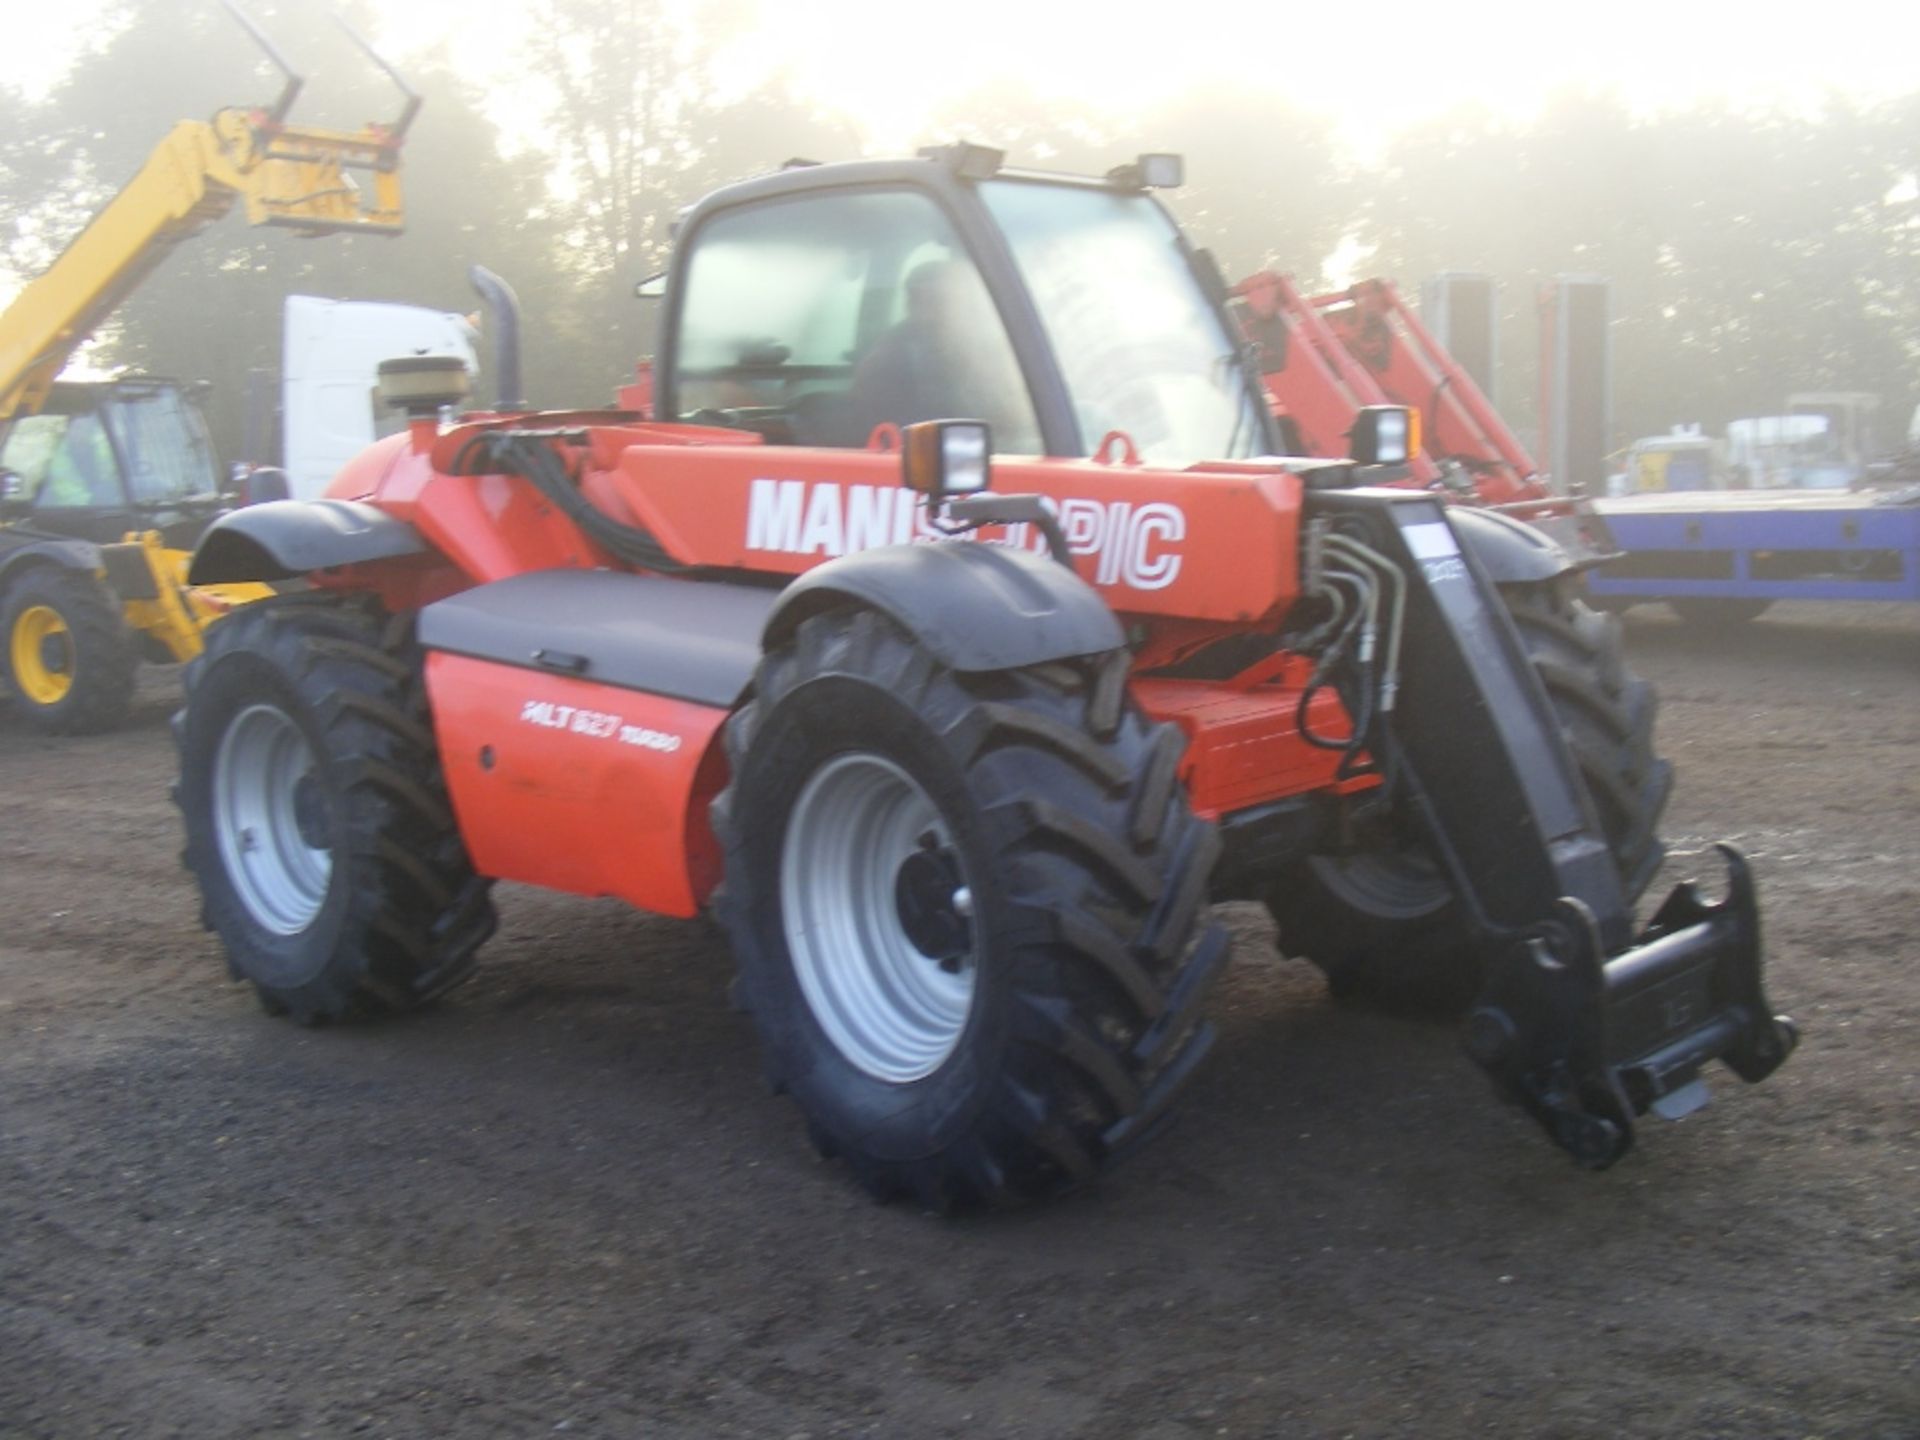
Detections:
781,753,976,1083
213,703,331,935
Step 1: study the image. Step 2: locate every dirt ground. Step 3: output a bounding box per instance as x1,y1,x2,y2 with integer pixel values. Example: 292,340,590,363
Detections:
1,601,1915,1439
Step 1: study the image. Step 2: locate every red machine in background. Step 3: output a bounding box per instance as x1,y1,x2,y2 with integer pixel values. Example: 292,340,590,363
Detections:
1231,271,1614,561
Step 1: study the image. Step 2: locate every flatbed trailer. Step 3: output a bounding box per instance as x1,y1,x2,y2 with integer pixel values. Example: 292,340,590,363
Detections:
1587,489,1920,613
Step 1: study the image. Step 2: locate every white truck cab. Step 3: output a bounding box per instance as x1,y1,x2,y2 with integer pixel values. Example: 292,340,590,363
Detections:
281,297,479,499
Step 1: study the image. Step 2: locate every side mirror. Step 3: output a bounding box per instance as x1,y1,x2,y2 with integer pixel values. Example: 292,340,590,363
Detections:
1349,405,1420,466
0,468,27,514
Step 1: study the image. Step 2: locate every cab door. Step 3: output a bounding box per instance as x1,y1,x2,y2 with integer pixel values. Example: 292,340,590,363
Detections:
658,184,1044,455
0,392,135,543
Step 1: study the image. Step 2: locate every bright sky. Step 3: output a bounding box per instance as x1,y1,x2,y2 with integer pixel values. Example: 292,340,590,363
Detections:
4,0,1917,158
706,0,1920,155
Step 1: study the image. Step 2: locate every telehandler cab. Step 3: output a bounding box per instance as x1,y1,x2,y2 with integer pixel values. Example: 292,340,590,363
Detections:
178,144,1796,1208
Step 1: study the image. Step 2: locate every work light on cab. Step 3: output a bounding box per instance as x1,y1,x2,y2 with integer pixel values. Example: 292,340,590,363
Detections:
919,142,1006,181
1107,153,1185,190
902,419,992,501
1349,404,1420,466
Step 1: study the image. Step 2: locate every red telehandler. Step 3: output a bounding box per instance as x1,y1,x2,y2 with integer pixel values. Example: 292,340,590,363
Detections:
174,147,1795,1209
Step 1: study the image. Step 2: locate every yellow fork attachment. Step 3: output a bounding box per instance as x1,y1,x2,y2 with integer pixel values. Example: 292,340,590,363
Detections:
104,531,272,662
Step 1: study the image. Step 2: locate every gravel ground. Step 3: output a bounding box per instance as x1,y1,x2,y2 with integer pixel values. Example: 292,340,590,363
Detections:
1,600,1915,1439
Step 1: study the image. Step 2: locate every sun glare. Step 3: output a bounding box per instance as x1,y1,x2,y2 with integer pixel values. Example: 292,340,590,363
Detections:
692,0,1920,158
4,0,1916,158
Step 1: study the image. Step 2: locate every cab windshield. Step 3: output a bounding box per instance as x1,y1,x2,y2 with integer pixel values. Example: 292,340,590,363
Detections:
105,385,220,504
981,180,1267,468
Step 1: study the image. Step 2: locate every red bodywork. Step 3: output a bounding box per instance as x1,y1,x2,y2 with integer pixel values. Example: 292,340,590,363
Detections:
428,652,731,917
320,269,1580,923
322,419,1362,917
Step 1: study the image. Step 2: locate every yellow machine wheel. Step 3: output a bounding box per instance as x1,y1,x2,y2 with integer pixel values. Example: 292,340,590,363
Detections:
0,567,137,734
10,603,75,706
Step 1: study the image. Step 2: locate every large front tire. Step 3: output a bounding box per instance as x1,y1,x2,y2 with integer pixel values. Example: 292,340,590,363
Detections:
175,595,495,1022
1,566,136,734
1266,576,1673,1013
713,609,1226,1210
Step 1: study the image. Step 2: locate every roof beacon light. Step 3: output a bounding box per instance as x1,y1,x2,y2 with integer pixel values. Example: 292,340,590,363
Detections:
919,142,1006,181
1108,153,1185,190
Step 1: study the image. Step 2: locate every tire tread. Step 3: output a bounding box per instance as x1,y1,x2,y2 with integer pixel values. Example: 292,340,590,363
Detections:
1,566,137,734
715,610,1224,1209
175,594,495,1023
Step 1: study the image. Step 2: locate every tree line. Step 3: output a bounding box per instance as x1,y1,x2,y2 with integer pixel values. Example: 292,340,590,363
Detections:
3,0,1914,461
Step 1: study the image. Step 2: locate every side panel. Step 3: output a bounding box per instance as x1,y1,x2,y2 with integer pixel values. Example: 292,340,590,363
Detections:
427,653,730,917
611,442,1301,626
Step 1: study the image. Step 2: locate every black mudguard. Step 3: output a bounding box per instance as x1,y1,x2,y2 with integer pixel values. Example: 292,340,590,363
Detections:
419,568,779,708
188,500,427,584
1447,506,1577,584
0,531,102,587
765,541,1123,672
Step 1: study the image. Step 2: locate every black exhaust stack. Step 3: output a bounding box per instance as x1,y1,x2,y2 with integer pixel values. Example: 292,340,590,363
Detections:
467,265,526,412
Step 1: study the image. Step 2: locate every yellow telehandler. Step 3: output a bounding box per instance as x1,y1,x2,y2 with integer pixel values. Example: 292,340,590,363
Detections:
0,2,416,732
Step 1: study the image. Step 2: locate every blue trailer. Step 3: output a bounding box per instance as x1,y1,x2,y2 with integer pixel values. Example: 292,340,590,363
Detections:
1586,488,1920,621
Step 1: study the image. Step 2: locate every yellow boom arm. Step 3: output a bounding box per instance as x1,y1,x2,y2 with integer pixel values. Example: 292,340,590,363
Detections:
0,6,416,423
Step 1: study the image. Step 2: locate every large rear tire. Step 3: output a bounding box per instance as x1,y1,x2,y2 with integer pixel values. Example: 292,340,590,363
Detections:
175,594,494,1023
1,566,136,734
1266,576,1673,1013
713,609,1226,1210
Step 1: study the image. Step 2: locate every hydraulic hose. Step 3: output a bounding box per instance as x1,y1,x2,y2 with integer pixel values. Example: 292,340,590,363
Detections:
1322,533,1406,714
1296,569,1370,754
450,429,693,575
1295,527,1412,784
